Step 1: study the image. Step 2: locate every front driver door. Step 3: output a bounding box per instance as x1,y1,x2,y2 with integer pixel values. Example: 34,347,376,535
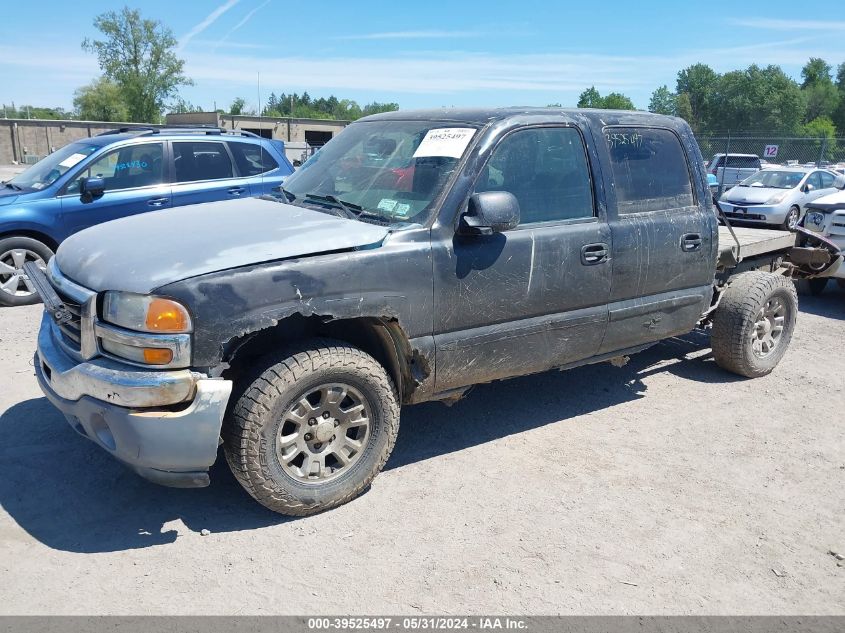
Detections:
59,142,171,236
431,125,612,393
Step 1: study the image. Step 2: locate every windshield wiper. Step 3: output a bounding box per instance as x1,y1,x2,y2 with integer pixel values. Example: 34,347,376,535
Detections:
4,182,21,191
303,193,368,220
272,186,296,202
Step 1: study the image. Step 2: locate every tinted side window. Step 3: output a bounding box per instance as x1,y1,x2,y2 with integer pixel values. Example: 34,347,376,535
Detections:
726,156,760,169
173,142,233,182
819,171,835,189
605,127,695,214
229,142,278,176
807,172,823,189
67,143,164,193
474,127,594,224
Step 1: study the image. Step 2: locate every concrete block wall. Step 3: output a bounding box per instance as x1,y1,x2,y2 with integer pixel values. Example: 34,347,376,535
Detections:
0,119,162,165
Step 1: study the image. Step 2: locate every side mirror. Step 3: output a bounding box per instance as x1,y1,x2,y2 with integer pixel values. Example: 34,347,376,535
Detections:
80,176,105,202
834,175,845,190
458,191,520,236
804,183,815,193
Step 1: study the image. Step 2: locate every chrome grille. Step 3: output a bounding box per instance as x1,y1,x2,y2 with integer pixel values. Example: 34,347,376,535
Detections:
55,291,83,350
45,259,98,360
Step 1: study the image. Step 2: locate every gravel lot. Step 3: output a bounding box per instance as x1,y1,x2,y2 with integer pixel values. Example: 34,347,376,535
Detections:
1,288,843,615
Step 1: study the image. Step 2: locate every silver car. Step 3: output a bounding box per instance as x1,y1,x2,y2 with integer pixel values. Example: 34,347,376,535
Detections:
719,167,842,229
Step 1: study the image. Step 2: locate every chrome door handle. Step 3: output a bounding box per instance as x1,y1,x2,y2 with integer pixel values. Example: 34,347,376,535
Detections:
581,243,609,265
147,197,169,207
681,233,702,252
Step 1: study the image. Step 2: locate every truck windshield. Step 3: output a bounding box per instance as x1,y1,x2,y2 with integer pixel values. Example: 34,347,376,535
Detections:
278,120,478,225
8,142,100,191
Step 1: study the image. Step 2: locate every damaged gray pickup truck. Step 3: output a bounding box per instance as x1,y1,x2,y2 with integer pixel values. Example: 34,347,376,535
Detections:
27,108,842,515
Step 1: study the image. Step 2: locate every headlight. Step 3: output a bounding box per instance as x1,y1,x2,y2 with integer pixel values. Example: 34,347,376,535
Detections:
103,291,192,333
766,192,788,205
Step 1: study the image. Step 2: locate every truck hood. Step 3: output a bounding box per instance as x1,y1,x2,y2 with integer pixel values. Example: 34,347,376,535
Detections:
724,185,785,204
55,197,390,293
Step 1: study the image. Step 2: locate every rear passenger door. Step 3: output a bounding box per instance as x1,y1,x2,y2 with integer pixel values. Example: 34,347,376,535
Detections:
432,125,612,392
170,141,252,207
598,126,715,355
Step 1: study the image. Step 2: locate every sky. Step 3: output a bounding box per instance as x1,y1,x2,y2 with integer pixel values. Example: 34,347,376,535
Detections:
2,0,845,114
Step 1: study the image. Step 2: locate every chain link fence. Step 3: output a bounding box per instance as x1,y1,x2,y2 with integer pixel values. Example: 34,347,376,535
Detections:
697,135,845,170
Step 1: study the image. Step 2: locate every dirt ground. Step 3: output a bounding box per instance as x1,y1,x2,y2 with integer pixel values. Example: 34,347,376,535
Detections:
1,288,843,615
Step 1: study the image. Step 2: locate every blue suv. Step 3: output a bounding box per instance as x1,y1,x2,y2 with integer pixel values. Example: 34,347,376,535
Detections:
0,126,294,306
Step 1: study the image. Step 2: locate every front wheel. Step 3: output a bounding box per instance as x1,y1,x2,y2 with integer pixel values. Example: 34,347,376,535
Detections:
781,206,800,231
710,271,798,378
0,236,53,307
224,339,400,515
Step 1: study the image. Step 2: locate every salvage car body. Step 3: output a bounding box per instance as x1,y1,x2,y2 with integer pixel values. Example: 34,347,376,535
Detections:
28,108,844,488
803,190,845,279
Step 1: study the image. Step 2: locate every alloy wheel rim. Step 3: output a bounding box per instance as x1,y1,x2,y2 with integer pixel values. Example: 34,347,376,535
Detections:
787,209,799,229
275,382,371,483
0,249,47,298
750,297,786,358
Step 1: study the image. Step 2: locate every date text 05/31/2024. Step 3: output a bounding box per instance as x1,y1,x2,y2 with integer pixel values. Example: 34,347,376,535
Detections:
307,617,528,630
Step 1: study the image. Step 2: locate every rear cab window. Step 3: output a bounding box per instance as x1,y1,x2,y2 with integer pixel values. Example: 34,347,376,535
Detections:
604,127,695,214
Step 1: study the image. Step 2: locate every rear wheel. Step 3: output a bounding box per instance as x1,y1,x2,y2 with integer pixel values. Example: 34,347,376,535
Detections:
224,339,400,516
0,236,53,307
781,206,800,231
711,271,798,378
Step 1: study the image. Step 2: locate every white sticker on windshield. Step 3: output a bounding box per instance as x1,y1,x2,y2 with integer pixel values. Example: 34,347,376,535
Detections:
412,128,476,159
58,153,87,168
377,198,398,212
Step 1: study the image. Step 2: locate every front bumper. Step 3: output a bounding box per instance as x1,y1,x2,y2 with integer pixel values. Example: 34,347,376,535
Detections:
719,201,790,224
35,311,232,488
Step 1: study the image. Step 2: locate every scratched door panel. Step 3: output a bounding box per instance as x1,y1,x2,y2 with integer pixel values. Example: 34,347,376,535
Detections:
597,126,716,355
432,221,611,392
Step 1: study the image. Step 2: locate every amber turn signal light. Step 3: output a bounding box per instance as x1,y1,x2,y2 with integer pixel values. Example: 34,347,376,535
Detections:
142,348,174,365
145,298,191,332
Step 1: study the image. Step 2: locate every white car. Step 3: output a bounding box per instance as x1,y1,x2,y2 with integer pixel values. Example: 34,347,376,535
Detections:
719,167,843,229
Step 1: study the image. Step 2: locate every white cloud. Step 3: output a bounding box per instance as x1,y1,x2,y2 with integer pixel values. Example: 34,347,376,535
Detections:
336,30,481,41
216,0,271,50
179,0,241,50
230,0,271,33
728,18,845,31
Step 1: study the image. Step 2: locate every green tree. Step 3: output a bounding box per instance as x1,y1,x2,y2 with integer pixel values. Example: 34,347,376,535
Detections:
801,58,832,87
676,64,719,131
73,77,130,121
801,116,838,161
169,98,202,114
674,92,694,126
577,86,604,108
602,93,636,110
648,85,677,115
82,7,191,123
229,97,247,115
713,65,805,134
801,58,839,122
833,62,845,133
